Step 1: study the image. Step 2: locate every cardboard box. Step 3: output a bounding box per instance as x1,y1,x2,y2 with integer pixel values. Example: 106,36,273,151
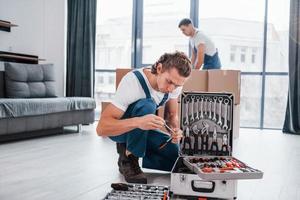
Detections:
183,70,208,92
208,70,241,105
116,68,131,89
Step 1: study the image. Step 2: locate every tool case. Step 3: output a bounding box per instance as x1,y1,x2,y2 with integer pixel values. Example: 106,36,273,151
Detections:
170,92,263,199
103,183,170,200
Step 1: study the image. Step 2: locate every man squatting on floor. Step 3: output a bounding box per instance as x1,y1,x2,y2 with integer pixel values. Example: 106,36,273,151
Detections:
96,51,192,184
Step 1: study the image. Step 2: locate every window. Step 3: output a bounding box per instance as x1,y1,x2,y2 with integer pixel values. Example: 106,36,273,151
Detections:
230,53,235,62
95,0,133,119
142,0,190,64
97,76,104,84
108,76,115,85
198,0,265,72
94,0,289,129
251,54,256,64
240,76,262,127
266,0,289,72
240,54,246,63
264,76,288,128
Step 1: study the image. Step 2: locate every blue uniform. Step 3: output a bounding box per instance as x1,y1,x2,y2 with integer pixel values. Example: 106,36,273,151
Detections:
193,46,221,70
109,70,179,171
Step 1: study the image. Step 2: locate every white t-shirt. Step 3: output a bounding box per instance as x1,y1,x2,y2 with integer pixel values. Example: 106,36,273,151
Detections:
111,68,182,112
189,30,216,56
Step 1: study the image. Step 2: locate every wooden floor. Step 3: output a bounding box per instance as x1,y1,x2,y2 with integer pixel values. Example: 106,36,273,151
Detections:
0,124,300,200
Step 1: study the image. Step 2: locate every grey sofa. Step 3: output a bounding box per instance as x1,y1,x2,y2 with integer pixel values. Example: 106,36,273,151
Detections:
0,62,96,142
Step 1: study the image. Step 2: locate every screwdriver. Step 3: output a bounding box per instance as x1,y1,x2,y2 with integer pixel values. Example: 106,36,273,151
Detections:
158,123,176,150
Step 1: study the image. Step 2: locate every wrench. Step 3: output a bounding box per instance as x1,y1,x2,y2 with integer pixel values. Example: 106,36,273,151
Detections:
190,96,195,122
217,97,223,126
184,98,190,125
195,96,200,121
208,98,212,119
200,96,204,119
192,124,200,154
212,97,217,121
222,99,229,130
204,97,208,116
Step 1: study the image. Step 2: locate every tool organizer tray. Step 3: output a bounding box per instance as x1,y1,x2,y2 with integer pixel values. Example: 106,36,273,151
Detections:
183,156,263,180
179,92,263,181
103,183,170,200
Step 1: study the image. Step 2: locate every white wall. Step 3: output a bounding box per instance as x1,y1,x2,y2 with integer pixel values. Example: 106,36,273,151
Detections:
0,0,67,96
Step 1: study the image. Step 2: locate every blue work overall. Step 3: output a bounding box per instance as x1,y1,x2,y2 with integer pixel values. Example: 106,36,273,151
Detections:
109,70,179,171
194,46,221,70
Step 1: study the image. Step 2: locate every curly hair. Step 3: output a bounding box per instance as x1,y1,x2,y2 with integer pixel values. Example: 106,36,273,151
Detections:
151,51,192,77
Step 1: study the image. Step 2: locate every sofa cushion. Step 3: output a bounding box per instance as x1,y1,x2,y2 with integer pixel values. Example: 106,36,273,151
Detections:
0,97,96,119
4,62,56,98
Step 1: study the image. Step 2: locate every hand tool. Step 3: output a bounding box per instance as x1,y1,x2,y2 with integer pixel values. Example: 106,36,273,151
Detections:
182,127,192,155
158,123,176,150
222,99,229,130
210,126,219,154
200,121,209,154
184,98,189,125
212,96,217,121
221,134,229,155
192,124,200,154
204,97,208,116
190,96,195,122
195,96,200,121
208,98,212,119
217,97,223,126
200,96,204,119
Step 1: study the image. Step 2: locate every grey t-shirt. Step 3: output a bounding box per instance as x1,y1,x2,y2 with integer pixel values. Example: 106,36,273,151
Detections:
189,30,217,56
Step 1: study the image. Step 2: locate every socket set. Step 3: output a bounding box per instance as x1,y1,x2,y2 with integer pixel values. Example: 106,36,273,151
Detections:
103,183,170,200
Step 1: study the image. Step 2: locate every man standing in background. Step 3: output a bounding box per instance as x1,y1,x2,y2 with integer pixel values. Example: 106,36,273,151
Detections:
178,18,221,70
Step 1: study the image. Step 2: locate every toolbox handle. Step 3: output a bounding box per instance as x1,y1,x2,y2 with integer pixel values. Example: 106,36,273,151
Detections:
191,180,215,193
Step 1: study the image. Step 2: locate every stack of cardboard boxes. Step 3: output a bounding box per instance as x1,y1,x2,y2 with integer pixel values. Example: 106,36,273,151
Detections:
101,68,241,138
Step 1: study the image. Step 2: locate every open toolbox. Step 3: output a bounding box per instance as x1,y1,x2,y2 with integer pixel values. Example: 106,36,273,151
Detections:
170,92,263,199
103,183,170,200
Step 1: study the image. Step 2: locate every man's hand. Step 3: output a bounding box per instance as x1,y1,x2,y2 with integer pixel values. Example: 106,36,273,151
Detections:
137,114,165,130
171,128,183,143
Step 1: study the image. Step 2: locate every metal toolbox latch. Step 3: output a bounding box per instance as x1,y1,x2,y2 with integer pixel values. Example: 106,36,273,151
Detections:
191,180,215,193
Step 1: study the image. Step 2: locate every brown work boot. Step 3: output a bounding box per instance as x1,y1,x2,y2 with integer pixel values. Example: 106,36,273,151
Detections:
116,143,147,184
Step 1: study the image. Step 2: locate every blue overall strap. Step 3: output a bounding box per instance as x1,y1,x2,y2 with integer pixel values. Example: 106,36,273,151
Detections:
157,93,169,108
133,70,151,99
193,46,198,54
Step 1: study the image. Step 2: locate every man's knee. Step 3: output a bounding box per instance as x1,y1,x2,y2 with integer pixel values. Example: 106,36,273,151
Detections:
131,99,156,116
